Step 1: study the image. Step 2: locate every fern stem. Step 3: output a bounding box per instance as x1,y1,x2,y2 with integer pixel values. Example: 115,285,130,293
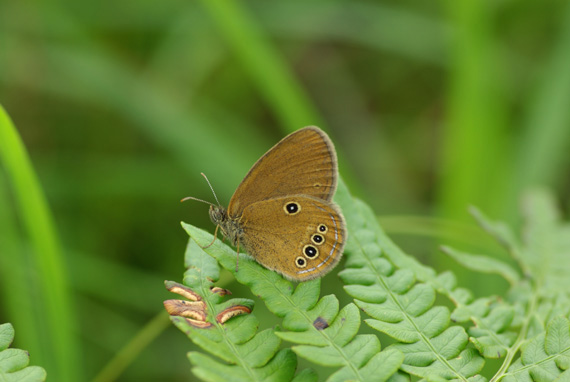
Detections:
491,283,539,381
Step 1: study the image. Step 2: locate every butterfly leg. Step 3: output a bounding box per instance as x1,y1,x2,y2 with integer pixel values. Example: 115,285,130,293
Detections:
235,239,240,272
202,225,219,249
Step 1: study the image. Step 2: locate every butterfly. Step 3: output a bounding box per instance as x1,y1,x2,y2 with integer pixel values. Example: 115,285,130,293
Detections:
186,126,346,281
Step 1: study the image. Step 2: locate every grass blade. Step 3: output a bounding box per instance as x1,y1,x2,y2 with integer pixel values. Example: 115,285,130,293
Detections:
0,105,80,381
197,0,324,132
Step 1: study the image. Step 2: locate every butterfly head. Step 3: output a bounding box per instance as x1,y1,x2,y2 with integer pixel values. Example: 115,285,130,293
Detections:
209,204,244,247
208,205,227,227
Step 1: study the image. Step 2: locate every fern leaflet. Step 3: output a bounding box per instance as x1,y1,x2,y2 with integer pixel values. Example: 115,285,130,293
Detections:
164,239,309,382
0,323,46,382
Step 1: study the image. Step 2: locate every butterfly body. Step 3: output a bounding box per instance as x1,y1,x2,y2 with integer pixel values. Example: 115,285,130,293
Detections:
209,205,242,247
208,126,346,281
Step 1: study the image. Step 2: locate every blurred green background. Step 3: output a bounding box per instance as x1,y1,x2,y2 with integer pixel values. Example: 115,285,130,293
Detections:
1,0,569,381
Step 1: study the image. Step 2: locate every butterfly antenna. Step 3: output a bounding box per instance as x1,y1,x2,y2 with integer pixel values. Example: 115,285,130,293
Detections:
200,172,221,206
180,196,216,205
180,173,222,206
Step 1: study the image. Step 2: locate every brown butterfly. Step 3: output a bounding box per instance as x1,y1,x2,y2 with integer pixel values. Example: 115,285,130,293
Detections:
186,126,346,281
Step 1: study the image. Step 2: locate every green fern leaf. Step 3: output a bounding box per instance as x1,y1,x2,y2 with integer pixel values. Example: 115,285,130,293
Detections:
434,270,519,360
165,239,308,382
520,189,570,295
328,348,404,382
335,182,436,283
468,206,524,264
435,238,521,360
188,349,298,382
291,368,319,382
503,316,570,382
437,188,570,381
0,323,46,382
334,182,486,381
182,222,403,382
440,246,520,285
468,303,518,359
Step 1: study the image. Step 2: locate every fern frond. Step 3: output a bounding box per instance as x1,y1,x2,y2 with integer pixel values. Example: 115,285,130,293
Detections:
468,207,526,270
334,182,485,381
175,182,569,382
439,188,570,381
520,189,570,296
502,316,570,382
463,303,518,359
440,246,520,286
0,323,46,382
164,239,306,382
182,222,404,382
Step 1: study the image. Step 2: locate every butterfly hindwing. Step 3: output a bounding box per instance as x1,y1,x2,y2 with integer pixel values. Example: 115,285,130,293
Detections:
237,195,346,281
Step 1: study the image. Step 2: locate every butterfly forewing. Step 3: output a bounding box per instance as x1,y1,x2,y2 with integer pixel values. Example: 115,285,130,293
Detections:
227,126,338,217
237,195,346,281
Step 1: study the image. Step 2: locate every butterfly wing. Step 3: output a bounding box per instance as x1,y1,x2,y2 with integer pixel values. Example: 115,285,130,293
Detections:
238,195,346,281
228,126,338,217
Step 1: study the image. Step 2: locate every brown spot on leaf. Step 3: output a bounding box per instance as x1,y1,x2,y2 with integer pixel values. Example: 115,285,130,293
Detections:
164,280,247,329
313,317,329,330
211,287,232,296
163,299,207,321
164,281,201,301
183,318,213,329
216,305,252,324
164,281,212,329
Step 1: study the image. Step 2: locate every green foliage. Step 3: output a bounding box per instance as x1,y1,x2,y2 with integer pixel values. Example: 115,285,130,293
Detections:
170,183,570,382
0,323,46,382
2,0,570,381
0,105,79,381
335,181,485,381
165,238,313,382
440,189,570,381
179,222,403,382
502,316,570,382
